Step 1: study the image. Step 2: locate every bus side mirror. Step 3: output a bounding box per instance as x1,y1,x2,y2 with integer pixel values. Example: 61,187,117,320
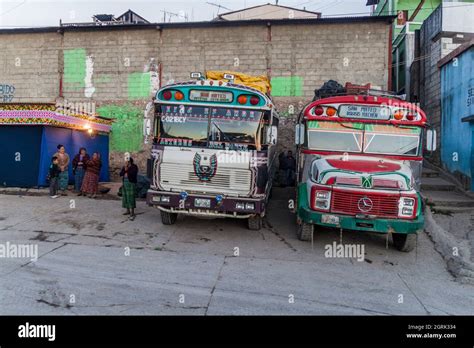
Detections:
267,126,278,145
143,118,152,145
143,118,152,137
295,124,305,145
426,129,437,152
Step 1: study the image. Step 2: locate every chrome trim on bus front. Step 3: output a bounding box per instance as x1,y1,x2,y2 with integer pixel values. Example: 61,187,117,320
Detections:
155,206,254,219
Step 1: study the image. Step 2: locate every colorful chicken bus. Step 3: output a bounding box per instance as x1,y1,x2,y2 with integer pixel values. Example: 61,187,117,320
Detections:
146,73,279,230
294,90,436,251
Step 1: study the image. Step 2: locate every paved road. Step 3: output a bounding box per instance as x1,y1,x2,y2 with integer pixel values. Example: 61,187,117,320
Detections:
0,190,473,315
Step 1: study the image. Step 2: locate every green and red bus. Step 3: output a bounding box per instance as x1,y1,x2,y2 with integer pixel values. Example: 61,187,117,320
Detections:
294,90,436,251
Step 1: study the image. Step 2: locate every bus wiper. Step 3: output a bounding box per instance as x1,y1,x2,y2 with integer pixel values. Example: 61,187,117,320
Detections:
212,121,232,143
340,122,363,130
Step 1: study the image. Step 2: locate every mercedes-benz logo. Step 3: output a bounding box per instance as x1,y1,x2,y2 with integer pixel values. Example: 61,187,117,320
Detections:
358,197,373,212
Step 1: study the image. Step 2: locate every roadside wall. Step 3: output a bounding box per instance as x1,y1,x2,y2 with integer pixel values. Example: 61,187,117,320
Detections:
0,20,391,179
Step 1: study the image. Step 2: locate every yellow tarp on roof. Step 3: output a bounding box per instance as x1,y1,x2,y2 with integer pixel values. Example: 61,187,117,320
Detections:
206,71,271,95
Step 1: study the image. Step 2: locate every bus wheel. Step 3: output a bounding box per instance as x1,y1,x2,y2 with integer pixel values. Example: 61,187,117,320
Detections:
161,211,177,225
248,215,262,230
296,222,313,241
392,233,416,252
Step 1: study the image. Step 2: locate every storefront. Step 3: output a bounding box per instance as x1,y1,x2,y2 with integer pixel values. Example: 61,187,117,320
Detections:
0,103,112,188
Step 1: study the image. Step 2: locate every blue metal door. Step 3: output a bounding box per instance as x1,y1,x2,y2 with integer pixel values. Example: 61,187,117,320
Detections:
0,126,42,187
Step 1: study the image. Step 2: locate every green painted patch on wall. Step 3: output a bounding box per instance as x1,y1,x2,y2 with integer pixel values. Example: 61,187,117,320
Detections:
64,48,86,90
128,72,151,100
98,104,144,152
271,76,303,97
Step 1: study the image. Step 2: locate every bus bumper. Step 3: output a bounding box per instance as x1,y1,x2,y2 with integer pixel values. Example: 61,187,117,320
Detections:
298,205,424,234
146,189,266,217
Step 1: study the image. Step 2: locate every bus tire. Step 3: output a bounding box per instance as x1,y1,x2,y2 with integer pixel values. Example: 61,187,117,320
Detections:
248,215,262,230
297,222,313,241
161,211,177,225
392,233,416,252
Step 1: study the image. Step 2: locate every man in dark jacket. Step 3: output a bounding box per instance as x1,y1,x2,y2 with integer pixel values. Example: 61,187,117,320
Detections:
281,150,296,187
49,156,61,198
120,157,139,221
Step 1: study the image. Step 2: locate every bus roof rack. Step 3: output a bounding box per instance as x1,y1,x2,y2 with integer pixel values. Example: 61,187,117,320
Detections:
312,80,405,101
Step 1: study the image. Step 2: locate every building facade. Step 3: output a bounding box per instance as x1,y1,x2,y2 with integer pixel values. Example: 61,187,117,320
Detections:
369,0,443,94
410,1,474,164
438,41,474,190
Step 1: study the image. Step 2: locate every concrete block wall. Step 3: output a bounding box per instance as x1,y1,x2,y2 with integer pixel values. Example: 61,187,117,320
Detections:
0,20,391,178
0,32,61,102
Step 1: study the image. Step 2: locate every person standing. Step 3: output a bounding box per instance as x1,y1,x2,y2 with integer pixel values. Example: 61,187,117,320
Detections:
282,150,296,187
54,144,70,196
278,151,286,187
48,156,61,199
80,152,102,198
120,157,138,221
73,147,90,195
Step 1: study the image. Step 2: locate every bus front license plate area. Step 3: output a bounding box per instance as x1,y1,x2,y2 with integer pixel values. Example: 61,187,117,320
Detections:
195,198,211,208
321,214,340,225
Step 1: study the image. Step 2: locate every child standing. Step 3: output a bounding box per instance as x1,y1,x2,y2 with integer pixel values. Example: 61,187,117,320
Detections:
49,156,61,198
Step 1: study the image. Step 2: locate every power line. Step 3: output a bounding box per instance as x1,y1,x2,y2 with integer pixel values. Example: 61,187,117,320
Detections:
211,1,474,20
0,0,27,17
312,0,341,13
0,1,472,28
321,2,474,17
206,2,233,15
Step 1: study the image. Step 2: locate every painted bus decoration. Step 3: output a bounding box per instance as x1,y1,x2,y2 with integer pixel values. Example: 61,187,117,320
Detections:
146,72,279,230
294,87,436,252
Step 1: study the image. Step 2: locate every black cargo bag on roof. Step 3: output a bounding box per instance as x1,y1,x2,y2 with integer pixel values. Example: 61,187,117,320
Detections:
313,80,346,101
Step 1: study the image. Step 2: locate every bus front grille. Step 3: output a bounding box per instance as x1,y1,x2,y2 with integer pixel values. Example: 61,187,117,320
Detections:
160,163,252,196
331,190,399,218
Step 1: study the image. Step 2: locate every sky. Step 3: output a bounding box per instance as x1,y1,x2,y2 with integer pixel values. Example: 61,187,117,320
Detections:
0,0,371,28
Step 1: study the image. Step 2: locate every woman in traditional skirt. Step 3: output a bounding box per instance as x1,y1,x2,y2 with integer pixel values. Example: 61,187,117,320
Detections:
54,144,70,196
120,157,139,221
80,152,102,198
72,147,90,195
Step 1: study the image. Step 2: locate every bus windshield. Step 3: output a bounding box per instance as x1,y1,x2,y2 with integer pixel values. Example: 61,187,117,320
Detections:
307,121,421,156
157,104,262,150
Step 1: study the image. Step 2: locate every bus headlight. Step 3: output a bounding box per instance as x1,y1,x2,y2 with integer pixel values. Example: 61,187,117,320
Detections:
312,188,331,211
399,197,416,217
245,203,255,210
160,196,171,203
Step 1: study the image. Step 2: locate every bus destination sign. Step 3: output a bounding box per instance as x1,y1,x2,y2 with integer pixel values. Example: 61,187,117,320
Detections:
338,105,391,120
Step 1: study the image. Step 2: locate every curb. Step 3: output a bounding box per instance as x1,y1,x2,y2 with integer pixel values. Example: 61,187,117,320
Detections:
424,207,474,284
0,189,121,201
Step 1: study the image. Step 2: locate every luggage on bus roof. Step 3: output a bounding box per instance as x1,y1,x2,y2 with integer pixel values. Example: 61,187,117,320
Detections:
313,80,346,100
206,71,271,95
